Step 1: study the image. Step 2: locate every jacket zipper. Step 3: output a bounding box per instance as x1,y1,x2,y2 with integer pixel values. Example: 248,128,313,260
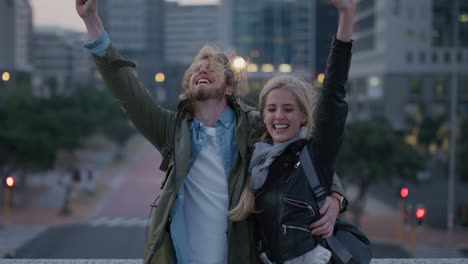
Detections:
285,161,301,183
282,224,310,235
282,197,316,217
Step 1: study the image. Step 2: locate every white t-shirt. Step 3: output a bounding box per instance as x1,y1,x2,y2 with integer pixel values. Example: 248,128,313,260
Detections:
183,127,229,264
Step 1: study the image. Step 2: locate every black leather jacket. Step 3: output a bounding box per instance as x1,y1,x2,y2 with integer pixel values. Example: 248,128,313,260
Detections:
254,37,352,263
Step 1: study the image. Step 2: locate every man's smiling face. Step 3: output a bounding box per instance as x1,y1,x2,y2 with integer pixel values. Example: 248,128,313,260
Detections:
188,59,230,101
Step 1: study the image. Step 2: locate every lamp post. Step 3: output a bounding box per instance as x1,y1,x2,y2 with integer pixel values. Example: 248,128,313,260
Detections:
447,0,460,247
155,72,166,103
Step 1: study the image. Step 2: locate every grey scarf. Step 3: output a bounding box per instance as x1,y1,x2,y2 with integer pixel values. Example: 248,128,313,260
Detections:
249,128,308,192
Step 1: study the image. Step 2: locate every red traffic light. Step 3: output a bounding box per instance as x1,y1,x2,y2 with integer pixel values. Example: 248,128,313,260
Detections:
5,176,14,187
416,208,426,220
400,187,409,199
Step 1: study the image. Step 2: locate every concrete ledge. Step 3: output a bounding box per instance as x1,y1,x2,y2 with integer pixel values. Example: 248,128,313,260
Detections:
0,259,467,264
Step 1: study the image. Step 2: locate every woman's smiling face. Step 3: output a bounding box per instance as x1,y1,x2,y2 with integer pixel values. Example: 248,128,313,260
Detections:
263,87,306,145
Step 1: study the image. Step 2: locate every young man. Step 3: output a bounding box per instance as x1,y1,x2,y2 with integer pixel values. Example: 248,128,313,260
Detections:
75,0,353,263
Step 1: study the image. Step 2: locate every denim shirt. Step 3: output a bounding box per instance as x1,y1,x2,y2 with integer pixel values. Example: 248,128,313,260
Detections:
170,106,237,263
84,33,238,263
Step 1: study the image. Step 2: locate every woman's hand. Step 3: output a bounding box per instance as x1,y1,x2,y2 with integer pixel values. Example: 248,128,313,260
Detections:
329,0,356,13
310,196,340,238
329,0,356,42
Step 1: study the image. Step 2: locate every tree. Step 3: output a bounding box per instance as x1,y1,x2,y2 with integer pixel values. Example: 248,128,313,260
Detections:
0,86,134,183
337,118,424,225
417,114,446,156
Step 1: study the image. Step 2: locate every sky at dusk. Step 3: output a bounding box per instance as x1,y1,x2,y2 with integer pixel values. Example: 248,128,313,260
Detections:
30,0,218,32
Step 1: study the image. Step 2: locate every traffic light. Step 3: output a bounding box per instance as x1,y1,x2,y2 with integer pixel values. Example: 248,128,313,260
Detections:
415,207,426,225
400,187,409,199
5,176,14,188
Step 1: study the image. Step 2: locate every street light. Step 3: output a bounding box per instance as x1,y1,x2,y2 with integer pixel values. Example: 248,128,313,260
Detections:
5,176,14,188
317,73,325,83
261,64,274,73
400,187,409,199
155,72,165,83
232,56,247,71
415,207,427,225
4,176,14,219
279,64,292,73
2,72,10,82
247,63,258,73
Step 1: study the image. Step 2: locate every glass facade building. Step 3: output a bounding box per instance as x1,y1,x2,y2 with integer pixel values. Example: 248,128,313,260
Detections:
225,0,338,75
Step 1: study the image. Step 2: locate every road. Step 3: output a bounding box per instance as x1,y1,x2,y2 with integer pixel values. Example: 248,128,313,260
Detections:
7,139,468,259
14,140,162,259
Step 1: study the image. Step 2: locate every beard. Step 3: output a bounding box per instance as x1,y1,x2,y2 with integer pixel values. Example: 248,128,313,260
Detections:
190,85,226,101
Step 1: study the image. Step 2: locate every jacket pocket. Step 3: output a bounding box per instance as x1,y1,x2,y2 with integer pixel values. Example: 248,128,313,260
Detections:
282,197,317,217
281,224,310,235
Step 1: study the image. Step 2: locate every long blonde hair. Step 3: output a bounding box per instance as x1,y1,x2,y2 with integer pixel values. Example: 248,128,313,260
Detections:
228,75,319,221
179,45,247,101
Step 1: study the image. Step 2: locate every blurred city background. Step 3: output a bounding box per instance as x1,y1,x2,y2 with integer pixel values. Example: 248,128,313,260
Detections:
1,0,468,260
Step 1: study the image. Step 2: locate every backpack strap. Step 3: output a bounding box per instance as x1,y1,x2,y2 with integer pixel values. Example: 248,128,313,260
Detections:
299,146,327,208
299,146,352,264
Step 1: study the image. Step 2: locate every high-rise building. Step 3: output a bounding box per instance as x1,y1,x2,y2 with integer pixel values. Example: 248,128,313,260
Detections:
348,0,468,130
98,0,164,90
32,27,92,96
0,0,33,85
220,0,338,76
165,2,219,65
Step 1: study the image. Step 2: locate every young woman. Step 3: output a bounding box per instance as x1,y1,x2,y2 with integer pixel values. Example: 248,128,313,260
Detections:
229,1,355,263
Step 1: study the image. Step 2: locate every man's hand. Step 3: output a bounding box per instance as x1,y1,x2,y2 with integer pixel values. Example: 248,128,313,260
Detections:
76,0,98,19
76,0,104,41
310,196,340,238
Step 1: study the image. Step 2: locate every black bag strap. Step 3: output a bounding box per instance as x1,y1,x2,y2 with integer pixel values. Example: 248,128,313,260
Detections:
299,146,352,264
299,146,327,208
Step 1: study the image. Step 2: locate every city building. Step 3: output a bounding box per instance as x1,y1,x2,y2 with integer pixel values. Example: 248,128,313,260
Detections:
0,0,33,88
348,0,468,130
98,0,164,92
165,2,219,65
32,27,92,96
220,0,338,78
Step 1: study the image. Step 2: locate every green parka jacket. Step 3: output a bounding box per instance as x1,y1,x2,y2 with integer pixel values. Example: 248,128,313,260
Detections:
92,44,346,264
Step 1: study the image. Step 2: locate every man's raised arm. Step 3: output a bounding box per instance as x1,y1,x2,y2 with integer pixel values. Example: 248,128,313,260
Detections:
74,0,176,153
76,0,104,41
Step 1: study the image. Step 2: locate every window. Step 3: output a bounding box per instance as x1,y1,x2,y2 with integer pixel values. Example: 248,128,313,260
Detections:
421,8,427,19
434,79,446,96
406,52,414,64
407,29,414,40
419,52,426,64
460,78,468,95
409,78,422,94
420,31,426,41
357,0,375,12
432,3,454,47
457,52,464,64
432,52,439,63
355,34,375,53
444,52,451,63
393,0,401,15
355,78,367,95
356,15,375,32
408,8,414,19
